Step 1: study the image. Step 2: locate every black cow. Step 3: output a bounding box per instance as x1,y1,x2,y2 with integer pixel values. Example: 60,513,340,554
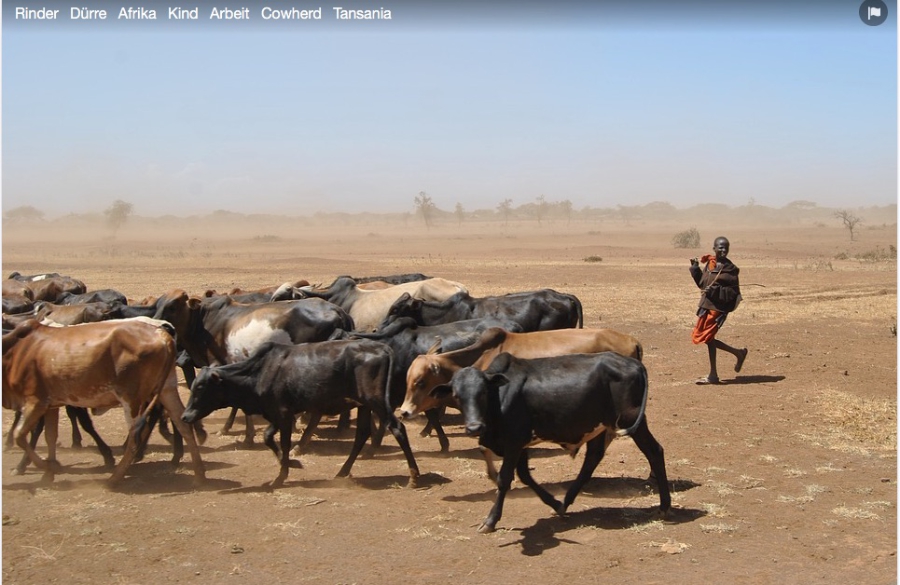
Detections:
182,339,420,488
346,273,431,285
55,289,128,306
381,289,583,332
433,351,670,533
348,316,523,451
154,291,354,444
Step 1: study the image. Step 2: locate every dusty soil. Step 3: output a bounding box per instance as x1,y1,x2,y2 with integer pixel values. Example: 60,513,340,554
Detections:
2,217,897,584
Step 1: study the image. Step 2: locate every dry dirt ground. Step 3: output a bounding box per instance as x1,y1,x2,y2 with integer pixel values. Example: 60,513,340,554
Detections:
2,217,897,584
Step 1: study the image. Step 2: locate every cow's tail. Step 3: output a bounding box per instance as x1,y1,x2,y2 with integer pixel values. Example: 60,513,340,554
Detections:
383,346,396,417
615,365,649,438
131,393,161,450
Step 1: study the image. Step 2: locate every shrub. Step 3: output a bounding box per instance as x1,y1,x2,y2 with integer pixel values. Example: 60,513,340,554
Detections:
583,255,603,263
672,227,701,249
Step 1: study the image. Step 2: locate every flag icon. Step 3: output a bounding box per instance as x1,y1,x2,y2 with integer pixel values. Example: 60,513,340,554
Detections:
868,6,882,19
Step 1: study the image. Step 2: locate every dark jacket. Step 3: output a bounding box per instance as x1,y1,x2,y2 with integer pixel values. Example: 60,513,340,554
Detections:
690,257,741,313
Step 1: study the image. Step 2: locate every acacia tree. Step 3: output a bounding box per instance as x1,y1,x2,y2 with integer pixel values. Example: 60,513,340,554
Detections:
560,199,573,225
454,202,465,227
535,195,548,226
414,191,436,229
834,210,862,241
497,199,513,225
3,205,45,222
105,199,134,237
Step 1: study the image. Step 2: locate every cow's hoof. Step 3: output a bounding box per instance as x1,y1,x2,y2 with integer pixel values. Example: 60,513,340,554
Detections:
555,503,568,516
289,459,303,469
477,523,496,534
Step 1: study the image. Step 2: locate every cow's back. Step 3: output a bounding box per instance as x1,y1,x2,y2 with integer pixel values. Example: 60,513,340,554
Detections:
2,318,177,411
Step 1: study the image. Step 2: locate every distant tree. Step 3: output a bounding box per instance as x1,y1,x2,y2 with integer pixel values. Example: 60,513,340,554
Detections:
104,199,134,237
4,205,45,222
414,191,436,229
834,210,861,241
535,195,548,226
560,199,573,225
498,199,513,225
454,202,465,227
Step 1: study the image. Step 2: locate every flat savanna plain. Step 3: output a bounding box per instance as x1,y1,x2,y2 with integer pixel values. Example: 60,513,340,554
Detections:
1,218,897,584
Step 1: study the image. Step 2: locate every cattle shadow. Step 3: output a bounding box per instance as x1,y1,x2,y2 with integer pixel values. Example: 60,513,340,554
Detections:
3,463,239,495
498,505,707,556
720,375,786,385
213,471,449,495
444,476,698,505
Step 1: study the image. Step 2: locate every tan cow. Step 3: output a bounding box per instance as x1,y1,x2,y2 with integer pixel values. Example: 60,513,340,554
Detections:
302,276,469,332
2,317,205,485
399,327,643,418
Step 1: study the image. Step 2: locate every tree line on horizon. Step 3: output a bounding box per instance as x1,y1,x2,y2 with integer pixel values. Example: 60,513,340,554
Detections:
2,197,895,235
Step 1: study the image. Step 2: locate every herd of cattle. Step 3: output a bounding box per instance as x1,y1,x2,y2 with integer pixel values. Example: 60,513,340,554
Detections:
2,270,671,533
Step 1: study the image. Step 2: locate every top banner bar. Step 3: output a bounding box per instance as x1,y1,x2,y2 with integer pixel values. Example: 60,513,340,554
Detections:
2,1,871,32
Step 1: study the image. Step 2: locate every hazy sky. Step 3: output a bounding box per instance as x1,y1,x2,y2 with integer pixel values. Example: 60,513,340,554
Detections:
3,0,897,217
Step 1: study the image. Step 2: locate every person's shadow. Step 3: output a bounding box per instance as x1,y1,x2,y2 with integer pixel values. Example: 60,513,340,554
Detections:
722,375,785,385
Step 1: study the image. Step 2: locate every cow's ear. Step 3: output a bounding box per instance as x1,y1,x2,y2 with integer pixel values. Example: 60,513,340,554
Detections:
204,289,216,298
426,340,442,355
429,384,452,401
187,297,202,310
486,373,510,387
210,370,222,382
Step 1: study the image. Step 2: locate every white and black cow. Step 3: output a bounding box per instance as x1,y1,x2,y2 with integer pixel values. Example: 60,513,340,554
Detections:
181,339,420,488
380,289,583,332
153,290,354,444
433,351,670,533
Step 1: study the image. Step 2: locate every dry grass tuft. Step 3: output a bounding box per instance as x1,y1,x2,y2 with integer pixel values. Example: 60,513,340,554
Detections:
800,387,897,454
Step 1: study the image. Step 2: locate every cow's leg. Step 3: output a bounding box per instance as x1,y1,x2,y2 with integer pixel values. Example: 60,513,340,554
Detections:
134,404,162,462
336,406,372,478
221,406,239,433
157,387,206,486
480,446,499,484
65,406,84,448
269,419,294,488
242,412,255,446
15,414,46,475
515,449,563,513
336,410,351,432
109,404,152,486
630,418,671,514
382,413,420,487
479,449,520,533
13,404,50,472
263,422,280,457
5,410,22,450
68,407,115,469
423,408,450,452
368,412,385,449
559,432,610,514
290,411,322,456
41,408,61,483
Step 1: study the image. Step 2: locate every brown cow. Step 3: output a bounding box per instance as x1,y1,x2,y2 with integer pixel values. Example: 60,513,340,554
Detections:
2,317,205,485
399,327,643,418
8,273,87,302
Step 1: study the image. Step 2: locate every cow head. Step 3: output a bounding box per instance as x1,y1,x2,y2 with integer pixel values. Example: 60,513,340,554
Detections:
182,367,228,423
436,367,508,437
399,354,456,418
